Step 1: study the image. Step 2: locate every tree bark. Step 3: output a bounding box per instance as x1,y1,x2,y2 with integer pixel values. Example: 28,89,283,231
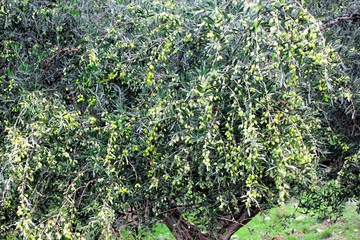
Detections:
163,206,260,240
217,206,260,240
163,207,210,240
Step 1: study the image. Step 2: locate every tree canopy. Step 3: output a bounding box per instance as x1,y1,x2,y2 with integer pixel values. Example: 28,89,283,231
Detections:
0,0,358,239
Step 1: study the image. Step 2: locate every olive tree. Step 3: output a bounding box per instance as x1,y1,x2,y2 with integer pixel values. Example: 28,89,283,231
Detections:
0,0,354,239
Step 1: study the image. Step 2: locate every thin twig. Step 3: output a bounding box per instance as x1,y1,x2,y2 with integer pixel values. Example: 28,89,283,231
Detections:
321,14,360,31
43,47,80,70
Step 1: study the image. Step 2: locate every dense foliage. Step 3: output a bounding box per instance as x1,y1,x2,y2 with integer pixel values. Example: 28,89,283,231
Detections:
0,0,358,239
299,0,360,216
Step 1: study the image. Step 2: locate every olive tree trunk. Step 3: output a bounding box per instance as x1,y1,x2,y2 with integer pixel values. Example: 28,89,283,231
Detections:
163,206,260,240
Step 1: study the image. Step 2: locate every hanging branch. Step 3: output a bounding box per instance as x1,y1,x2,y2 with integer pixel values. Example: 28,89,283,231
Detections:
321,13,360,31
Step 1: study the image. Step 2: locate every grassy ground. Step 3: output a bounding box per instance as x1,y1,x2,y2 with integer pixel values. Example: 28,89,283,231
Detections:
234,201,359,240
143,202,360,240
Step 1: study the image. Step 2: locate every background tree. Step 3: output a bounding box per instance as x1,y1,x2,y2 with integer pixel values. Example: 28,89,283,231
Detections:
0,0,357,239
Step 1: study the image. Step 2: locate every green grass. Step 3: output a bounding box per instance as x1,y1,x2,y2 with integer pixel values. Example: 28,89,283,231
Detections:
141,202,360,240
235,201,359,240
